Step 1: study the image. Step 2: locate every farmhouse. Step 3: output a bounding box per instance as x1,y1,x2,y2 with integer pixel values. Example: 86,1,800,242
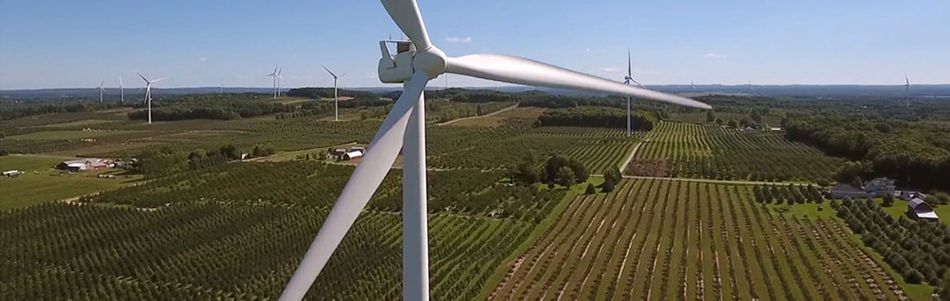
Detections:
896,190,926,201
864,177,895,195
342,150,364,161
907,198,939,221
829,183,871,199
828,177,898,199
56,158,114,172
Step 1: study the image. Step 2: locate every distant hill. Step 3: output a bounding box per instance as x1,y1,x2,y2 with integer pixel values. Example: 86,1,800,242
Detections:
3,84,950,101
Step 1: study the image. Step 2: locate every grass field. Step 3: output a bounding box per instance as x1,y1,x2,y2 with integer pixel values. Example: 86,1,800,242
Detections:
630,122,844,181
6,129,137,140
0,155,143,210
488,179,912,300
447,106,544,128
880,198,950,226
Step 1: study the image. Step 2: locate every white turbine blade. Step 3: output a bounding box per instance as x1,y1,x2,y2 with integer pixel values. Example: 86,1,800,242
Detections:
137,72,150,83
321,65,337,78
627,48,632,78
445,54,711,109
381,0,432,50
629,77,645,89
279,71,431,301
151,77,167,83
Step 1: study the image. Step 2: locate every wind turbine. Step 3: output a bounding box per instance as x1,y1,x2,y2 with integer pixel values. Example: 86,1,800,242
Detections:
98,81,105,103
137,72,166,124
279,1,711,300
322,65,346,121
623,49,645,137
277,67,284,97
266,66,280,99
119,77,125,104
904,73,911,108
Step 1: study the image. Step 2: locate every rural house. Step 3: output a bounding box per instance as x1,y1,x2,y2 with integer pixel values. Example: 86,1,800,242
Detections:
864,177,895,195
829,183,871,199
56,158,114,172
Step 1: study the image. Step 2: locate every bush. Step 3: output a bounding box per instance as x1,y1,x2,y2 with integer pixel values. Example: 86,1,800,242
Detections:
882,193,894,207
585,183,596,195
602,179,615,193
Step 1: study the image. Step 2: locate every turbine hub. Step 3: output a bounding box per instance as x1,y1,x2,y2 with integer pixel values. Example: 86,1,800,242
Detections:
413,47,446,79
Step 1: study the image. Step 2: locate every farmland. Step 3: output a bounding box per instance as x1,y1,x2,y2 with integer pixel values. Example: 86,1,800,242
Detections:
0,203,536,300
2,92,950,300
0,160,567,300
430,123,638,174
0,154,142,210
630,122,844,181
488,179,912,300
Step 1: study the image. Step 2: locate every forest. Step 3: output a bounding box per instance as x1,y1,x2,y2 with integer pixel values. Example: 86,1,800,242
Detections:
784,114,950,191
537,106,658,130
127,94,292,121
0,101,118,121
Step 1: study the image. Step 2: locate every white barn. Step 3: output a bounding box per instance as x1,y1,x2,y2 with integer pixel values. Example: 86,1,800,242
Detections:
907,198,939,221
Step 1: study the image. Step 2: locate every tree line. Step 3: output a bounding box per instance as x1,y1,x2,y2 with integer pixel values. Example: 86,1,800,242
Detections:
127,94,291,121
0,101,117,121
784,115,950,191
537,107,658,130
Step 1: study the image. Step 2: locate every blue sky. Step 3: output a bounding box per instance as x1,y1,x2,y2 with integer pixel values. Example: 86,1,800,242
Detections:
1,0,948,89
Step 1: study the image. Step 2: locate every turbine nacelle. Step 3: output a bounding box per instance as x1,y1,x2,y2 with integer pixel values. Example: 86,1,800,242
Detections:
378,40,447,83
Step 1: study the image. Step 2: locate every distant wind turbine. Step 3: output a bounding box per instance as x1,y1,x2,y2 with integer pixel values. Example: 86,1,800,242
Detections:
277,68,284,97
98,81,105,103
266,65,280,99
322,65,346,121
119,77,125,104
623,49,644,137
904,74,911,108
137,72,166,124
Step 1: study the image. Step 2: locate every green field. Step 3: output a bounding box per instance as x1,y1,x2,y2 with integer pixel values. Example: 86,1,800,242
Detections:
0,155,142,210
2,94,949,300
490,179,914,300
0,160,569,299
6,130,137,140
630,122,844,181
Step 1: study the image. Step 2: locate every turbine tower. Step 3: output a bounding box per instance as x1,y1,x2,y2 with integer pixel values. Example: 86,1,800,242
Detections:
137,72,166,124
623,49,644,137
322,65,345,121
278,1,711,300
119,77,125,104
904,73,910,108
98,81,105,103
266,66,280,99
277,67,284,97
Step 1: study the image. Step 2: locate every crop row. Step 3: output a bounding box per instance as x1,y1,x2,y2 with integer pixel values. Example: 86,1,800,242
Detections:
86,161,564,222
631,122,844,181
487,179,905,300
428,125,637,173
0,202,536,300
